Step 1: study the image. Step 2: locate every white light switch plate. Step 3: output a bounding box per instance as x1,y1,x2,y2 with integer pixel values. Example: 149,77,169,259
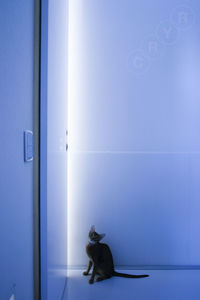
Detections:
9,295,14,300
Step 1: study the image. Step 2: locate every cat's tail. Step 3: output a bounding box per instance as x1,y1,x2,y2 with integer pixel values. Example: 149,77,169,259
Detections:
113,271,149,278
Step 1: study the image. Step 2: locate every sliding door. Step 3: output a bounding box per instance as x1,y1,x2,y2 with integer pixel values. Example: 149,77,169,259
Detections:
0,0,38,299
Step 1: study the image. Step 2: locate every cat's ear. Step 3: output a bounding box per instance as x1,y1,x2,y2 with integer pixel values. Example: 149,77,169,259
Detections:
90,225,95,233
99,233,105,240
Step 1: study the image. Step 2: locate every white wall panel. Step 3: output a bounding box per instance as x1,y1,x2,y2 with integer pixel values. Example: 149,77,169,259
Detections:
68,0,200,267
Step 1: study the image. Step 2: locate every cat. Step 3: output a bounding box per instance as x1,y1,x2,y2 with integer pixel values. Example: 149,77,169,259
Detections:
83,225,149,284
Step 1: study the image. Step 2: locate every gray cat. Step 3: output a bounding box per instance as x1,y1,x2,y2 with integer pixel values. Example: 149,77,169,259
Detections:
83,225,149,284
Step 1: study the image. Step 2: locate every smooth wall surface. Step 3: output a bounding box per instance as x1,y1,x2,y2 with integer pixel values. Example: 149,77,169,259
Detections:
46,0,68,299
0,0,35,299
68,0,200,268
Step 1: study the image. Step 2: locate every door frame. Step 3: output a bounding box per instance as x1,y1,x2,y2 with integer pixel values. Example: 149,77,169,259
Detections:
34,0,41,299
39,0,49,299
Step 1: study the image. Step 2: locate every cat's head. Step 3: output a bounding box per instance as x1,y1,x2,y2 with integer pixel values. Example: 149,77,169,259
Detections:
89,225,105,243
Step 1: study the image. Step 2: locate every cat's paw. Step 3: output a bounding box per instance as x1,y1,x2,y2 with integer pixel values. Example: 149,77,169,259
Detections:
83,271,89,276
89,279,94,284
96,276,103,282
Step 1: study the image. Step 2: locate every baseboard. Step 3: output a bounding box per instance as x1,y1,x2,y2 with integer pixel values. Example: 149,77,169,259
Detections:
66,265,200,270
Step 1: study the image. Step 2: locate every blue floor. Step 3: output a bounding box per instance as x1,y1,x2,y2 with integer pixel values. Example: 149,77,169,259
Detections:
63,269,200,300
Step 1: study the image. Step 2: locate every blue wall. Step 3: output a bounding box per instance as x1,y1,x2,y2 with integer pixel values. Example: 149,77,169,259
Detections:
40,0,68,298
41,1,68,299
68,0,200,267
46,0,68,299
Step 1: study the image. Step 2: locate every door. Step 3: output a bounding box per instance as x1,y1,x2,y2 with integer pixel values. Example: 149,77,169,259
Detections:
40,0,68,299
0,0,38,299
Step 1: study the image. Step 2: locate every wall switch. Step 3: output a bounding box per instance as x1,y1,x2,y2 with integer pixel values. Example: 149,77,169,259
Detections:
9,295,14,300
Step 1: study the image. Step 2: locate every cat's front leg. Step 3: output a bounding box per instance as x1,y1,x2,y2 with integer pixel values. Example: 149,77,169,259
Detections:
89,266,96,284
83,260,93,276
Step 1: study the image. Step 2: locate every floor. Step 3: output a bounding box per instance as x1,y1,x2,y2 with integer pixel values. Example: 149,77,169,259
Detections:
63,269,200,300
